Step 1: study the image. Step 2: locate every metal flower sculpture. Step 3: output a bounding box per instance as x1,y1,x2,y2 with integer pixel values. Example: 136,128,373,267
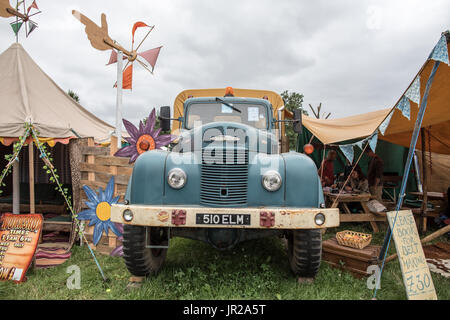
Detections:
114,108,174,163
77,176,122,245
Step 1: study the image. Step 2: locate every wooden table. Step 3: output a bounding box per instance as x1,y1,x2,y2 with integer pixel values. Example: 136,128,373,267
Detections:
409,191,445,200
324,192,385,233
409,191,445,233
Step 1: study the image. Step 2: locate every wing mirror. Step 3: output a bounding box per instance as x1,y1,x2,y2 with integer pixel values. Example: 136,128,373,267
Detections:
293,109,302,134
159,106,171,131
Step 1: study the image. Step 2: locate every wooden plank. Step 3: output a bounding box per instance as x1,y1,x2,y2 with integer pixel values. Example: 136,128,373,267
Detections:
80,179,107,189
79,162,114,174
94,172,130,185
80,145,109,156
94,155,132,167
339,214,386,222
79,180,127,194
87,138,95,183
110,136,118,156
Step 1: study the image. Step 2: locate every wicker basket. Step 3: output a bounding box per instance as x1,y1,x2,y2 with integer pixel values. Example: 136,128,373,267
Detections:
336,230,372,249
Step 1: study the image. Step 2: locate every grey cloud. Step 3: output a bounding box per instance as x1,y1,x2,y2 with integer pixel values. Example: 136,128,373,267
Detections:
0,0,449,127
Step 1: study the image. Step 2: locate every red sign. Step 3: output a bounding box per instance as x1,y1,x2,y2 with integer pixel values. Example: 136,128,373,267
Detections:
0,213,43,282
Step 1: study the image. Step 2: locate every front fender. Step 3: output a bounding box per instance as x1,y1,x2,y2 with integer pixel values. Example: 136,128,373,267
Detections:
129,150,168,204
282,151,322,207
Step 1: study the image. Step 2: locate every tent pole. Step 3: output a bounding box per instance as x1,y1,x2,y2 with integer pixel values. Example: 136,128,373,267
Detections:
420,128,428,233
28,142,35,214
115,51,123,149
12,158,20,214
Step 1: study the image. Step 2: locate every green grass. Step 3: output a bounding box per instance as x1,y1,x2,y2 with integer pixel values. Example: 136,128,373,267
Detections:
0,223,449,300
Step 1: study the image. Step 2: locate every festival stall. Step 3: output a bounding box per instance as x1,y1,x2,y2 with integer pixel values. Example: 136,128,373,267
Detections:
0,42,118,268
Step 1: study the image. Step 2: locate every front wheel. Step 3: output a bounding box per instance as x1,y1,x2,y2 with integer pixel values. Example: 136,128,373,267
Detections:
122,225,168,277
287,229,322,278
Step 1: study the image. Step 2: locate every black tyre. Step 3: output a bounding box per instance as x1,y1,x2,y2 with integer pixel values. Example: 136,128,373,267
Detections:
122,225,168,277
287,229,322,278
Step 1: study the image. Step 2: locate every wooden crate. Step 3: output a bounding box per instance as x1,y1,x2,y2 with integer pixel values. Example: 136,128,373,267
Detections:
72,137,131,255
322,238,381,278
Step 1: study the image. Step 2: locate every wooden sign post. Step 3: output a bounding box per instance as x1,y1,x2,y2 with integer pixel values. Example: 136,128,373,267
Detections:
386,210,437,300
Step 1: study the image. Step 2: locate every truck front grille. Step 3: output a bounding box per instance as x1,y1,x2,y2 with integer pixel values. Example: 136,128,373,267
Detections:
200,148,249,207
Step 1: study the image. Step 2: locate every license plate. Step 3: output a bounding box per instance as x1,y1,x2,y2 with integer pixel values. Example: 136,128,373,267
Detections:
196,214,251,226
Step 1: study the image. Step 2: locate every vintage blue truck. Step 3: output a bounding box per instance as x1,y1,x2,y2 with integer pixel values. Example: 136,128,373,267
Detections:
111,88,339,278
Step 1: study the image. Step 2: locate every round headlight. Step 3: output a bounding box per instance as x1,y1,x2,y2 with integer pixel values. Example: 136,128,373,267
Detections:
314,213,325,226
123,209,134,222
167,168,187,189
262,170,282,192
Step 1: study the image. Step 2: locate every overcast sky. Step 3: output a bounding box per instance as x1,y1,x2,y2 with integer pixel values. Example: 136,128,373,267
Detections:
1,0,449,126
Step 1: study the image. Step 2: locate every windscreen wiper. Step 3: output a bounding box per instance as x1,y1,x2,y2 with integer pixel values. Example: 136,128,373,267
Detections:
215,97,242,113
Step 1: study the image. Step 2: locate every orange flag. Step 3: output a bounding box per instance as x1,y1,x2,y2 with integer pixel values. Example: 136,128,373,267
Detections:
122,64,133,89
132,22,149,44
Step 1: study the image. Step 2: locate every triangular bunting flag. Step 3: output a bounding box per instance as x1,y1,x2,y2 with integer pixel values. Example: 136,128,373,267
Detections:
355,139,364,150
379,111,394,136
369,132,378,152
10,22,23,35
138,46,162,70
339,144,354,164
405,76,420,105
429,34,449,65
106,50,126,65
396,96,410,120
26,21,38,37
27,0,39,14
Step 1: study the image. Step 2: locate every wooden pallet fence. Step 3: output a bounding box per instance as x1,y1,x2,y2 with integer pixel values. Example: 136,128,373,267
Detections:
74,137,132,254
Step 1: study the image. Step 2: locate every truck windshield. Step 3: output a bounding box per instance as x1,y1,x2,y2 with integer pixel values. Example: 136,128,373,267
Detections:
185,103,268,129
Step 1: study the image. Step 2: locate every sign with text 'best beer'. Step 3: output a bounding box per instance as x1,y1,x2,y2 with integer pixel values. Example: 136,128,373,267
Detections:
0,213,43,282
386,210,437,300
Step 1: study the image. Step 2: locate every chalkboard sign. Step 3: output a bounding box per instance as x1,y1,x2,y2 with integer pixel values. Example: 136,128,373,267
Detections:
386,210,437,300
0,213,43,282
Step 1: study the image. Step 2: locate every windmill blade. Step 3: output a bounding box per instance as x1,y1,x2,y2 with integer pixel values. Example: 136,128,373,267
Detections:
138,46,162,70
134,25,154,52
106,49,127,65
135,57,153,74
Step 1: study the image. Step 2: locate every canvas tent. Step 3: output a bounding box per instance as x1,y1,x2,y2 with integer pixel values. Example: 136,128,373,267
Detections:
299,32,450,210
0,43,116,216
0,43,115,144
301,33,450,155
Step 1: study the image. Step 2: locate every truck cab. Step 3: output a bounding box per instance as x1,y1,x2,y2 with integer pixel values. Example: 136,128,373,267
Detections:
111,87,339,278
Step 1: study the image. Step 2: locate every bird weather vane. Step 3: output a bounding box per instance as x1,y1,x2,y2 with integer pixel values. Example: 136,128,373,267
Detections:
0,0,41,40
72,10,162,90
72,10,162,148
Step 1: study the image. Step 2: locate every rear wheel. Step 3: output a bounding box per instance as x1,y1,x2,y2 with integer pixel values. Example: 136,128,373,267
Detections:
287,229,322,278
122,225,168,277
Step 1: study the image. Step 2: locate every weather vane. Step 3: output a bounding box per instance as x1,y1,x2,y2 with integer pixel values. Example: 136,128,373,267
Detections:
72,10,162,148
0,0,41,40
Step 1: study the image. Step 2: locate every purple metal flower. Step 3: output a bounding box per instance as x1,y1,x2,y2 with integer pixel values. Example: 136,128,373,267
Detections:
114,108,175,163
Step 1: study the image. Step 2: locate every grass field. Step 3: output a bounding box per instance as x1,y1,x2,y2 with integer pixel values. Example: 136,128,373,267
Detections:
0,223,449,300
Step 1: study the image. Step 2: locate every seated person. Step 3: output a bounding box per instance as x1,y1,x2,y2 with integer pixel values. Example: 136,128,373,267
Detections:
318,150,337,187
343,165,369,194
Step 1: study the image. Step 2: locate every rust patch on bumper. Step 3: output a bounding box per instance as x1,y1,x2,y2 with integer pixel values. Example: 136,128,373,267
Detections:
171,209,186,226
260,211,275,227
158,211,169,222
